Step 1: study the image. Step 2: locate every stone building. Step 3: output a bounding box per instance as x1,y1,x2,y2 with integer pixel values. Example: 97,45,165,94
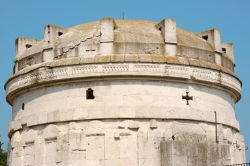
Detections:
5,17,246,165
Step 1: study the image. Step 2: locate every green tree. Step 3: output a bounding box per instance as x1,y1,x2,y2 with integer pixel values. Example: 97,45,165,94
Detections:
0,137,7,166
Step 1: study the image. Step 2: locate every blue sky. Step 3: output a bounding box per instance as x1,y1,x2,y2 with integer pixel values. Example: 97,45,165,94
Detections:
0,0,249,161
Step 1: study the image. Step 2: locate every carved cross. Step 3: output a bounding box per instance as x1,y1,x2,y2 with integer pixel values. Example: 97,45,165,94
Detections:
182,92,193,105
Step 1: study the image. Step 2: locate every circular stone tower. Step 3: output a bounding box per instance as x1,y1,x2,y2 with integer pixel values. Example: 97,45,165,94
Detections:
6,17,246,166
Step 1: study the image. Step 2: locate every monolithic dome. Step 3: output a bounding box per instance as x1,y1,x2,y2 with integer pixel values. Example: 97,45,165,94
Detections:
5,17,246,166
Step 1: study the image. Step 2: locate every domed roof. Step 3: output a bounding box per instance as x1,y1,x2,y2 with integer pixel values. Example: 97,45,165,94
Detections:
71,20,213,51
13,18,236,75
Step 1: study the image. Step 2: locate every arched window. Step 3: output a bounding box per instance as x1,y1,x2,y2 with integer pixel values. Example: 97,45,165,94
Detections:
86,88,95,99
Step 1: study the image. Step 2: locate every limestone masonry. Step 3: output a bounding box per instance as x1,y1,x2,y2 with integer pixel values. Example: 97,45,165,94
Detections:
5,17,246,165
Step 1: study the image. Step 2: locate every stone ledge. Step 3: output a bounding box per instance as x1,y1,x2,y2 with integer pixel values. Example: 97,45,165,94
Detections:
5,62,241,105
11,55,236,77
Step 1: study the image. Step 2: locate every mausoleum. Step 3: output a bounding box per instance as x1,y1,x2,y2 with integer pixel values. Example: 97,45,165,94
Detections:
5,17,246,165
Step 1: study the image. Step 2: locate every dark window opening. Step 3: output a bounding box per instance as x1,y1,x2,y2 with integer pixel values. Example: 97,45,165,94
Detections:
22,103,25,110
58,32,63,36
86,88,95,99
202,35,208,40
222,48,227,53
25,44,32,49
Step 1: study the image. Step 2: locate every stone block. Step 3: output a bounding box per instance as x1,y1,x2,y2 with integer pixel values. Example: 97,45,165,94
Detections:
124,54,139,62
139,54,152,62
152,55,166,63
73,108,88,120
221,43,234,63
100,17,115,55
44,24,66,43
94,55,111,63
43,124,59,140
15,37,40,58
100,43,113,55
119,107,135,118
119,134,137,157
110,55,125,62
86,135,105,160
27,114,38,127
12,121,22,131
100,17,115,43
43,48,54,62
22,129,36,144
105,135,120,159
138,131,161,160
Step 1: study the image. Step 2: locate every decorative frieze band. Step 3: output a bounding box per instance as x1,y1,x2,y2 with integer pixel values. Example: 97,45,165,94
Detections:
5,63,241,102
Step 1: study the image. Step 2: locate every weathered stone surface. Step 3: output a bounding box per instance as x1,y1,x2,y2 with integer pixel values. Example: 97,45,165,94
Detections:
6,18,246,166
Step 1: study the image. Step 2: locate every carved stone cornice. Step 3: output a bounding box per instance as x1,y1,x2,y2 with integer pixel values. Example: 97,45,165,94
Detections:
5,61,241,104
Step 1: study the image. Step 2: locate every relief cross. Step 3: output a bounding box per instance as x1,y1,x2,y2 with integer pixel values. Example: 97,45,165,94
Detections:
182,91,193,105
